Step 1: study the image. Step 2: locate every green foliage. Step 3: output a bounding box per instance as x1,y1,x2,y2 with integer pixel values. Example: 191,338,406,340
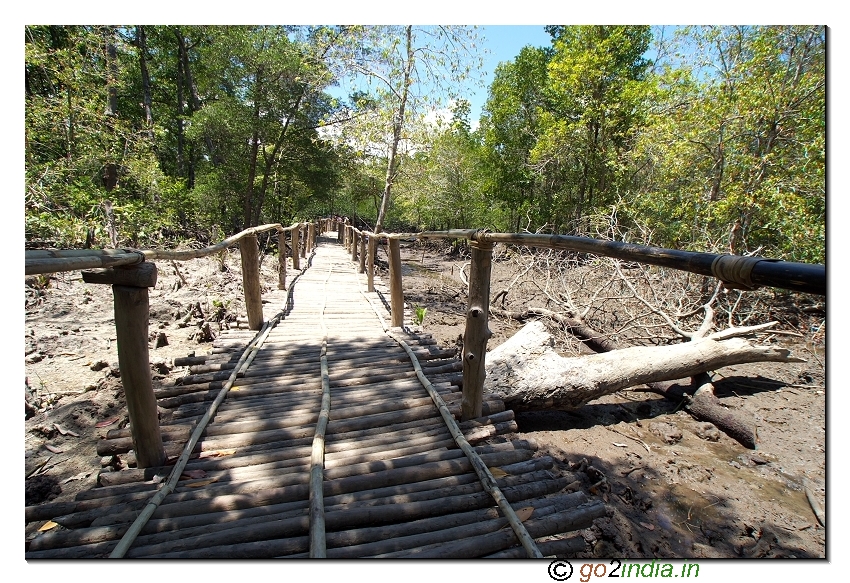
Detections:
211,298,232,322
480,46,551,231
628,26,825,262
413,304,427,326
24,25,824,267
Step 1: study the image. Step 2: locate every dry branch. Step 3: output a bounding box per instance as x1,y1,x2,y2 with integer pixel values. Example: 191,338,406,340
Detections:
484,321,803,412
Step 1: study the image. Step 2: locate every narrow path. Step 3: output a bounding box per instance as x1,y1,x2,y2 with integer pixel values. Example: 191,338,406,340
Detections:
25,232,605,558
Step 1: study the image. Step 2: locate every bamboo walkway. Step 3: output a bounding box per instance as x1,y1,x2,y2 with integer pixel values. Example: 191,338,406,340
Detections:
25,231,606,559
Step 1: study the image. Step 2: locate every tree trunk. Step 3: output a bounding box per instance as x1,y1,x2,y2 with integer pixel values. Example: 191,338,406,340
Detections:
136,26,154,143
175,27,213,177
244,66,264,229
484,321,803,412
374,26,413,234
175,37,185,180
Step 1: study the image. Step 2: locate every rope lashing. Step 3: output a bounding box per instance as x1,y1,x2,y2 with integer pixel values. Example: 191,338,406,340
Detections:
710,255,775,290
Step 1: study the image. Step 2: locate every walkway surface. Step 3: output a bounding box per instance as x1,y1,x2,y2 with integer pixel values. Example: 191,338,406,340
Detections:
25,232,605,559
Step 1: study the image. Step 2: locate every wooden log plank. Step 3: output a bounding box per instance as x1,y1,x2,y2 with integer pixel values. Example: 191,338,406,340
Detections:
484,536,586,558
37,448,527,529
375,501,607,558
123,477,567,558
116,471,548,554
81,262,157,287
326,491,588,558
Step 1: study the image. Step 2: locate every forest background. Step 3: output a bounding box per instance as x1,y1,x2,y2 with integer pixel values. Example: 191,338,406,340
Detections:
22,21,826,265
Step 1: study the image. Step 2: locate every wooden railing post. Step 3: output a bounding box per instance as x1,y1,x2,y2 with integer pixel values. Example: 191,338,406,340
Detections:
292,224,301,270
367,236,376,292
277,228,287,290
338,220,344,243
82,262,165,468
307,222,315,253
300,224,307,259
239,233,264,330
359,233,366,274
388,238,404,327
461,239,494,421
351,229,359,262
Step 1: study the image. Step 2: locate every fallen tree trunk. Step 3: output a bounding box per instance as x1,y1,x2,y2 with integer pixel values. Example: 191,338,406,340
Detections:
485,321,803,412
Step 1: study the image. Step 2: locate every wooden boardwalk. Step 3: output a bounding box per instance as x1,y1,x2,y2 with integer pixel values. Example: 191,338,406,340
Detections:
25,232,606,559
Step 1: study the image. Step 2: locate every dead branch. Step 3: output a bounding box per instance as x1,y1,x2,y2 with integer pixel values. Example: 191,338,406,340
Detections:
485,321,803,413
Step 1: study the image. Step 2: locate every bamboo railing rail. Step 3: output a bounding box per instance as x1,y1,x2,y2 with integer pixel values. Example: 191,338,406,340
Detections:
335,220,824,423
26,222,309,469
25,223,300,275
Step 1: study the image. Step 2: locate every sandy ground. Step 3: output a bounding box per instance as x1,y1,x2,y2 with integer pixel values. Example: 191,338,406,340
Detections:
24,238,826,559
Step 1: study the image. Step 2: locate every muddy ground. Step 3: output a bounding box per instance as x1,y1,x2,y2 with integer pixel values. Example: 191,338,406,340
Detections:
24,237,826,559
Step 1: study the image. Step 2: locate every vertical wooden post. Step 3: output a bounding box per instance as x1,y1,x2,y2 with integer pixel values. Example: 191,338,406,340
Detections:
461,239,493,421
351,229,359,262
307,222,315,253
367,237,376,292
292,224,301,270
359,233,366,274
239,233,264,330
277,228,287,290
300,224,307,258
110,266,164,469
82,264,164,468
388,238,404,327
338,220,344,243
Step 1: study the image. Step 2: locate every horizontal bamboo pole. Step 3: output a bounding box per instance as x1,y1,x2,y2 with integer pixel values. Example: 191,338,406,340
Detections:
26,223,300,276
108,471,553,557
26,252,146,275
43,448,528,531
415,229,825,295
100,468,552,558
485,536,586,558
102,459,496,538
376,501,606,558
97,413,507,490
360,226,824,295
123,476,566,559
327,491,587,558
109,311,285,558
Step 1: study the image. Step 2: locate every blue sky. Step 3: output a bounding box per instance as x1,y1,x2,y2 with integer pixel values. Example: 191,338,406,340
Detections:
468,26,553,121
325,26,554,130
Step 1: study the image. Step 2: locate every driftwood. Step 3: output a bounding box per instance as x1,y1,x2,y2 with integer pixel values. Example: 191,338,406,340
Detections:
485,320,803,413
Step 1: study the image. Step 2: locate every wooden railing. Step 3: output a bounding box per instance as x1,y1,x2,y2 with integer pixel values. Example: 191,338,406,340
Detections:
25,221,320,468
24,216,825,468
335,218,826,424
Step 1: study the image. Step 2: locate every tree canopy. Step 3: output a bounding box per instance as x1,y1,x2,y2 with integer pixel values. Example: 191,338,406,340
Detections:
25,25,825,264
